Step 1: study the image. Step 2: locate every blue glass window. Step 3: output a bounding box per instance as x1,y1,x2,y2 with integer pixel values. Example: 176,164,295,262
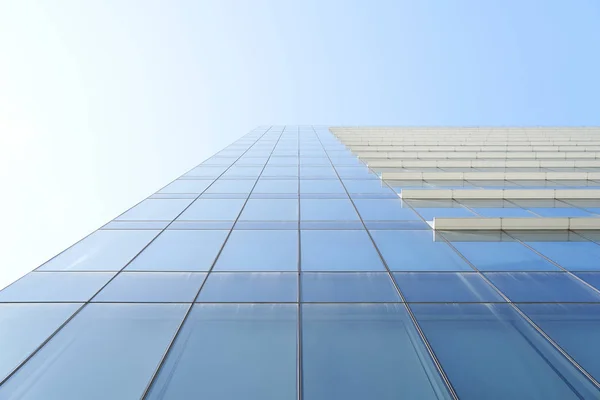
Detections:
336,166,377,179
197,272,297,302
300,179,346,194
394,272,504,302
484,272,600,302
204,179,256,194
0,272,114,302
260,166,298,178
342,179,395,194
126,230,228,271
301,230,385,271
93,272,207,302
0,303,81,381
240,199,298,221
300,199,359,221
37,230,160,271
370,230,472,271
518,304,600,382
525,241,600,271
253,179,298,194
300,166,337,179
146,304,297,400
450,240,560,271
575,272,600,291
221,166,263,179
302,304,452,400
301,273,401,302
177,198,245,221
268,157,298,166
354,199,420,220
214,230,298,271
411,303,600,400
184,166,227,178
0,304,187,400
116,199,193,221
159,180,213,194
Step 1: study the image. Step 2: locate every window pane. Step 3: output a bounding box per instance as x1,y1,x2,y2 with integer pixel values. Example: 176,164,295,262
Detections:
370,230,472,271
411,303,599,400
184,166,227,178
0,303,81,381
300,166,337,179
525,241,600,271
197,272,297,302
116,199,193,221
253,179,298,194
451,241,560,271
300,199,359,221
484,272,600,302
204,179,256,194
126,230,228,271
0,304,187,400
575,272,600,291
302,304,451,400
260,167,298,178
393,272,504,302
221,166,263,179
93,272,207,302
240,199,298,221
300,180,346,194
214,230,298,271
158,180,213,194
342,179,395,194
177,199,245,221
301,230,385,271
354,199,420,221
38,230,160,271
146,304,297,400
0,272,114,302
301,273,400,302
518,304,600,382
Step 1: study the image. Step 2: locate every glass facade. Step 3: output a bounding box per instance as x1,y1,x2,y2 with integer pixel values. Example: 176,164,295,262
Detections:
2,126,600,398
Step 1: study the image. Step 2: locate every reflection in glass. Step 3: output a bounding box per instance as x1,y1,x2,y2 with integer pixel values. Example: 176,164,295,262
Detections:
38,230,160,271
394,272,504,302
146,304,297,400
116,199,193,221
302,304,451,400
412,303,599,400
197,272,297,302
0,303,81,381
0,304,187,400
301,273,400,302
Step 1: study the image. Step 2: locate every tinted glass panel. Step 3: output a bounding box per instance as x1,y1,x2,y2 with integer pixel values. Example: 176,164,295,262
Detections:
575,272,600,291
0,303,81,381
370,230,472,271
38,230,160,271
525,241,600,271
94,272,207,302
300,180,346,194
240,199,298,221
146,304,297,400
197,272,297,302
204,179,256,194
411,303,599,400
300,199,359,221
301,230,385,271
253,179,298,194
126,230,228,271
518,304,600,382
394,272,504,302
116,199,193,221
0,304,187,400
177,199,245,221
354,199,420,221
159,180,213,194
342,180,395,194
0,272,114,302
302,304,451,400
301,273,401,302
214,230,298,271
451,241,560,271
485,272,600,302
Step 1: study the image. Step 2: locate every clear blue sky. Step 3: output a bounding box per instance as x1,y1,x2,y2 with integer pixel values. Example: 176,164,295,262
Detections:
0,0,599,288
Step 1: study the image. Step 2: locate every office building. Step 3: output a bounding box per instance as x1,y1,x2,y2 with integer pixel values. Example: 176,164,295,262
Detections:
1,126,600,399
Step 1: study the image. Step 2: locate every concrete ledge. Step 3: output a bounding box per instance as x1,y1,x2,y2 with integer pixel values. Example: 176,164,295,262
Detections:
400,189,600,200
383,172,600,181
432,217,600,230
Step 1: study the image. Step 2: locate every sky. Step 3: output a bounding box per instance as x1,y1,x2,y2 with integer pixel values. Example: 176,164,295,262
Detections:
0,0,599,289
